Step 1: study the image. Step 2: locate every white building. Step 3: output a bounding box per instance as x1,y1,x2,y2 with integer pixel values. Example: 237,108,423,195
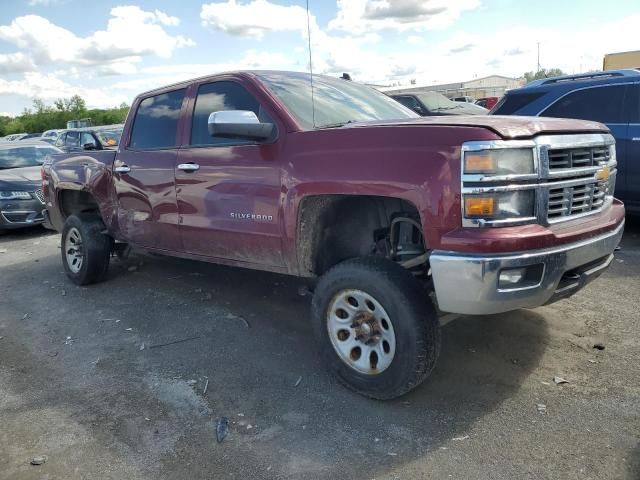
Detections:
381,75,524,99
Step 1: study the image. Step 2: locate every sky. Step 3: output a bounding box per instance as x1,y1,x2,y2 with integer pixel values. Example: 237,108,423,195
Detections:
0,0,639,115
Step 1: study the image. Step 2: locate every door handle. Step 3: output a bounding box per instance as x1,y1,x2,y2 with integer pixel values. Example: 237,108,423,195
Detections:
177,163,200,172
114,165,131,173
632,137,640,142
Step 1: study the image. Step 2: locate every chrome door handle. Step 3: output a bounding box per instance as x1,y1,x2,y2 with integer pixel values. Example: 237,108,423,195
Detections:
632,137,640,142
114,165,131,173
177,163,200,172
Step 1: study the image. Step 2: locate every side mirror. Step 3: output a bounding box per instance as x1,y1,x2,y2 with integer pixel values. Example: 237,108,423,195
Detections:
208,110,274,141
83,142,97,150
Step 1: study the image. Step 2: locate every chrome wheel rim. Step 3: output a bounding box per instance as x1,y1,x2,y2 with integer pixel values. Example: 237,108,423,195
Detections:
326,289,396,375
65,227,84,274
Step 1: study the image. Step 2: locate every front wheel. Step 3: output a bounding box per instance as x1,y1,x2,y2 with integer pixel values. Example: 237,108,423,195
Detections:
311,257,440,400
61,213,112,285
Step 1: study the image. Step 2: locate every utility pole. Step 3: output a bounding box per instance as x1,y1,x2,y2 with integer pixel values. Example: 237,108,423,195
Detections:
537,42,541,73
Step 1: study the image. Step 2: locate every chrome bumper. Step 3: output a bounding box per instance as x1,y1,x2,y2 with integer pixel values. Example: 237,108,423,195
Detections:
429,221,624,315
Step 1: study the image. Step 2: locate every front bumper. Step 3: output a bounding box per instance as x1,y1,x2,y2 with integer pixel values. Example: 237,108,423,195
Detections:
430,220,625,315
0,196,46,230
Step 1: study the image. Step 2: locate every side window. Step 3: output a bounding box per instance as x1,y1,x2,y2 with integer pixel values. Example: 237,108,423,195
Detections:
65,131,80,147
190,81,271,146
625,84,640,123
542,85,627,123
394,96,420,110
55,133,65,147
81,132,96,148
130,89,186,149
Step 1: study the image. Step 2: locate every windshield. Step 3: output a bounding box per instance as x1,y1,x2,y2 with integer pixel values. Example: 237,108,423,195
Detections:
257,72,418,129
0,146,60,169
96,130,122,147
417,92,461,111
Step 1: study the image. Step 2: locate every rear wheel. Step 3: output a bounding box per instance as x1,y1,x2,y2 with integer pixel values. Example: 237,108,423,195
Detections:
312,257,440,400
61,214,112,285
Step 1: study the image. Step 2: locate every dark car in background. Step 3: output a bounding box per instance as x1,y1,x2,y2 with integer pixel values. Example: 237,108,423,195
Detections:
0,141,62,232
54,125,123,153
389,91,488,116
491,69,640,213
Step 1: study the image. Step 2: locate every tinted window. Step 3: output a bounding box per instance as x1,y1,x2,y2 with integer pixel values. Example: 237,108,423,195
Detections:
65,131,80,147
190,81,271,146
130,89,186,149
542,85,627,123
81,132,96,148
394,96,421,110
0,146,59,169
492,92,545,115
625,84,640,123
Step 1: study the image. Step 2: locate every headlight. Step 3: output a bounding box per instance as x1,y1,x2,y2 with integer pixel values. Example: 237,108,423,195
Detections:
464,190,535,221
0,191,32,200
464,148,535,176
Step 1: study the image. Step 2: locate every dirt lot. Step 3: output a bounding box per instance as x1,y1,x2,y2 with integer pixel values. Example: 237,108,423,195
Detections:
1,220,639,480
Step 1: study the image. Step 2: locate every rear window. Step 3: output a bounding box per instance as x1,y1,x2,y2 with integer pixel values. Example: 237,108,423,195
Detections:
491,92,545,115
0,146,60,169
130,89,186,149
541,85,627,123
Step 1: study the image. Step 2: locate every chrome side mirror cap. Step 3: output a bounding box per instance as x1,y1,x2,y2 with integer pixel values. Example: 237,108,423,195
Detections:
207,110,274,141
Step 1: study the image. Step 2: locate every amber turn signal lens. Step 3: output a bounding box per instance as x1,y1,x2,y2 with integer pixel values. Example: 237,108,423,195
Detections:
464,196,496,217
464,152,496,173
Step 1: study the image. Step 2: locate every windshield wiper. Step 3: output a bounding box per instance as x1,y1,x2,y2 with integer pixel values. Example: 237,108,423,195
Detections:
315,120,356,129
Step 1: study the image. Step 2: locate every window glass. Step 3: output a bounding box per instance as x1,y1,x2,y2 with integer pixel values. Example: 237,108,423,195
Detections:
65,131,80,147
191,81,271,146
625,84,640,123
491,92,545,115
542,85,627,123
0,146,59,169
394,96,420,110
130,89,186,149
96,130,122,147
81,132,96,148
257,72,417,129
55,133,65,147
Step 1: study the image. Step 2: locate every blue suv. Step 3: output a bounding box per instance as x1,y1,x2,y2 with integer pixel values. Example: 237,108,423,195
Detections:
492,70,640,213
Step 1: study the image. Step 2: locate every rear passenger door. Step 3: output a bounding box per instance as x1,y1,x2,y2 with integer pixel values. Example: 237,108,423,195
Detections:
625,84,640,210
114,88,186,251
175,80,284,267
542,84,630,202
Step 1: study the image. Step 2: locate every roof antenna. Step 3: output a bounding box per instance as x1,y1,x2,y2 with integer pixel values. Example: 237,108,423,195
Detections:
306,0,316,127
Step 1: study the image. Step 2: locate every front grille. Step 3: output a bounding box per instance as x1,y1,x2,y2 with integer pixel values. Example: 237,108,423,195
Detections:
34,189,45,204
548,146,610,170
547,181,607,220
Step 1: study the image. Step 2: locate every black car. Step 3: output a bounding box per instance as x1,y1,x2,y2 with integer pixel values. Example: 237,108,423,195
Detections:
0,141,62,232
389,91,488,116
54,125,123,153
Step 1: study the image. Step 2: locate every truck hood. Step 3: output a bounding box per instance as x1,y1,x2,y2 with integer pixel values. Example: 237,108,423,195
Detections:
0,165,41,191
347,115,609,139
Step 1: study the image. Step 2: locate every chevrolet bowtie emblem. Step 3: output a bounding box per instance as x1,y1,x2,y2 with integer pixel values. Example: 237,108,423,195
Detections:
595,165,610,181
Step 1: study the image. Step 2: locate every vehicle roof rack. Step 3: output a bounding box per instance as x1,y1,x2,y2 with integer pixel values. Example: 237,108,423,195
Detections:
526,69,640,88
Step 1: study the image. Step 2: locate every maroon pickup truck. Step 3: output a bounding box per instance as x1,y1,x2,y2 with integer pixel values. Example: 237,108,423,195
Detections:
42,71,624,399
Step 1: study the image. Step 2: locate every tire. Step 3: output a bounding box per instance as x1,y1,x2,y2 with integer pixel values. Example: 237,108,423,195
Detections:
61,213,112,285
312,257,441,400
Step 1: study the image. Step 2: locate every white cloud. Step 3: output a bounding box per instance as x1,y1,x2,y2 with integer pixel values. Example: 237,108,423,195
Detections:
27,0,57,5
200,0,309,39
329,0,480,34
0,72,128,108
0,52,36,74
0,6,193,73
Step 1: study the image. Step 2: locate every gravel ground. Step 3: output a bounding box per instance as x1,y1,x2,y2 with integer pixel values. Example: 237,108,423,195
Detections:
1,220,639,480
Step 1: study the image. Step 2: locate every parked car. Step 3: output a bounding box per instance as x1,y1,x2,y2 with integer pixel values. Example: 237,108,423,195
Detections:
54,125,123,153
452,96,476,103
475,96,500,109
390,91,487,115
67,118,92,129
19,132,44,140
43,70,623,399
2,133,28,142
0,141,61,232
491,69,639,214
42,129,62,142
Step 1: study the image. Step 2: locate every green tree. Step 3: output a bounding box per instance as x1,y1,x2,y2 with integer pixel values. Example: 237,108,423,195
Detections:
524,68,566,83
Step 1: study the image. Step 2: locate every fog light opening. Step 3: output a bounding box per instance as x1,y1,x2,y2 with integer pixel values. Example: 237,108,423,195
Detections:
498,264,544,290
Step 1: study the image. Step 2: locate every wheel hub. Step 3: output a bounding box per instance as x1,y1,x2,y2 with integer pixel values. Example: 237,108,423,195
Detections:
326,289,396,375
